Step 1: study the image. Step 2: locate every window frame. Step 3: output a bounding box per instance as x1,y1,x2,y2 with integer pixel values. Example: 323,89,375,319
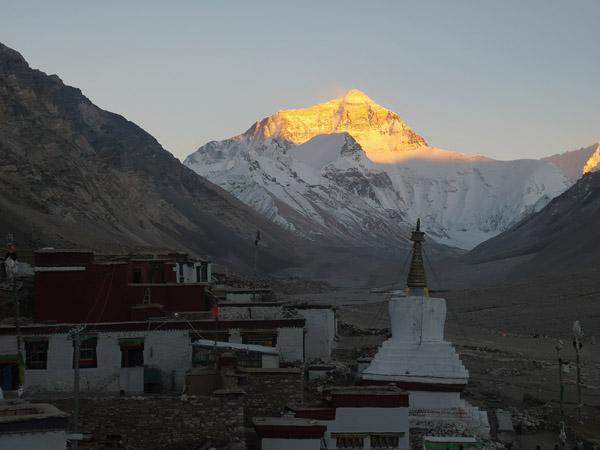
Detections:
241,332,277,347
370,433,404,448
119,339,145,368
332,434,366,449
73,337,98,369
25,339,49,370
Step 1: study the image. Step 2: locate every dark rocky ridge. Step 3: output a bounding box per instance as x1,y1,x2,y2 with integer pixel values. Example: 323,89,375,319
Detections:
0,42,301,273
464,169,600,280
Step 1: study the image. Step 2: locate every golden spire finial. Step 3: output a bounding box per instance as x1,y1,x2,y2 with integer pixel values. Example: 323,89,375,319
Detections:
406,219,427,296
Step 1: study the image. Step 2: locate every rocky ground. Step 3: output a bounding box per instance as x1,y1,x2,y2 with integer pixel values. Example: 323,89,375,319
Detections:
305,266,600,449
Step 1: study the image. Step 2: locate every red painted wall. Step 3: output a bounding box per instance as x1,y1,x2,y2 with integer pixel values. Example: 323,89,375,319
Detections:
34,263,130,323
34,261,208,324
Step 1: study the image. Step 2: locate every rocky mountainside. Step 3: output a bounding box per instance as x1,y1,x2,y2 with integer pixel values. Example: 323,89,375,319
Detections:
541,142,600,182
0,42,300,273
185,91,571,251
465,169,600,279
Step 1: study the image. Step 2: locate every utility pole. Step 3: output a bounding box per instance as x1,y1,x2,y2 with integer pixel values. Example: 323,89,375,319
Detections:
252,231,260,302
13,271,23,391
572,320,584,445
69,324,86,450
5,233,23,389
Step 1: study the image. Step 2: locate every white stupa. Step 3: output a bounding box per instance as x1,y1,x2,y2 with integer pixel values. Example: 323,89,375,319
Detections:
362,220,489,434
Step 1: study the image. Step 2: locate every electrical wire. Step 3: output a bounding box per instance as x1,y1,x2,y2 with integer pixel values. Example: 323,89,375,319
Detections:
356,250,411,349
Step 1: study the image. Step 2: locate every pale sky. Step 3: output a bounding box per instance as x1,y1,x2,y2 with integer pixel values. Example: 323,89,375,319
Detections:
1,1,598,162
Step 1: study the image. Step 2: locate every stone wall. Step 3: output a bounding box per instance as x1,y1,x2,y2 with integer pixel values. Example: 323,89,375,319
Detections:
44,392,244,448
241,368,303,424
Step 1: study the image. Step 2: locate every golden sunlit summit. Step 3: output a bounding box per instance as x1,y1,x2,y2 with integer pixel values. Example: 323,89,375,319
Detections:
242,90,428,163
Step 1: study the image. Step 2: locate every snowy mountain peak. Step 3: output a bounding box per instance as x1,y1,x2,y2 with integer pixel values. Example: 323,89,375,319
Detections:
239,90,427,163
185,93,572,251
339,89,375,104
583,143,600,175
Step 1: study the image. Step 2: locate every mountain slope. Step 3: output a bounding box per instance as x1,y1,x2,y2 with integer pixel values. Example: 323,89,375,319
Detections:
465,169,600,278
0,42,299,273
185,91,570,251
541,142,600,181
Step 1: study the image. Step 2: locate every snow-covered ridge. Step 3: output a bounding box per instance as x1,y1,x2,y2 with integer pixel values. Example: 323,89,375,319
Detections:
185,91,572,250
541,142,600,181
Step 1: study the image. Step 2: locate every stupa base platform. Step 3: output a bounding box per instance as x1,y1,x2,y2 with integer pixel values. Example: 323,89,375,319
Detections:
410,398,490,436
363,375,467,392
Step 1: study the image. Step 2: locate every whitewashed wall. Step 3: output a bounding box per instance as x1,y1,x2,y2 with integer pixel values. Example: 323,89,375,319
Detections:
324,406,409,450
410,390,461,410
276,328,304,363
174,262,211,283
0,430,67,450
0,319,304,394
144,329,192,392
0,329,192,395
296,308,336,361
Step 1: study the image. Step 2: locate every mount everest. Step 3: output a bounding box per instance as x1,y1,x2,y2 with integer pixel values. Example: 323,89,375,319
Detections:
185,90,572,250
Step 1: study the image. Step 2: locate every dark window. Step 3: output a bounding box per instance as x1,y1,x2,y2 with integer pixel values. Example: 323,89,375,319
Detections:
25,340,49,370
192,349,218,367
334,435,365,449
242,334,277,347
73,338,98,369
0,356,19,390
120,341,144,367
371,434,403,448
236,352,262,368
195,263,209,282
133,268,142,283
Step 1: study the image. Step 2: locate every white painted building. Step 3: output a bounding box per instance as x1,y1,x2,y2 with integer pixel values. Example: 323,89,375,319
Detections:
173,258,211,283
0,400,69,450
219,301,336,362
293,304,337,361
0,316,306,395
0,326,192,394
252,417,325,450
254,385,410,450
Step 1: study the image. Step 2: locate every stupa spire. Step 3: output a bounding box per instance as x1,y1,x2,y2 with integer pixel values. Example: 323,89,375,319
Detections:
406,219,428,297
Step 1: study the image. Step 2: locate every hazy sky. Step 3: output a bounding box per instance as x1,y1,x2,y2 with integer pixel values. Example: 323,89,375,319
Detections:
1,1,598,162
